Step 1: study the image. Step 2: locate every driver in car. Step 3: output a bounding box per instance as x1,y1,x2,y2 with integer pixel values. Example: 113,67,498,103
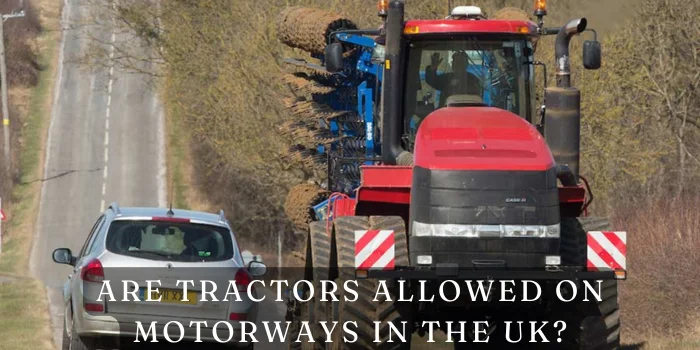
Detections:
425,51,482,106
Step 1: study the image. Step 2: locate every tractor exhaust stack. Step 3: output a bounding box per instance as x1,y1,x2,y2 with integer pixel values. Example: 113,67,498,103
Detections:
554,18,587,88
545,18,587,183
381,0,411,166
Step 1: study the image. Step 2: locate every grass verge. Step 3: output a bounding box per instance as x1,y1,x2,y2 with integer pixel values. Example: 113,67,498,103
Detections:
0,0,62,349
164,92,193,211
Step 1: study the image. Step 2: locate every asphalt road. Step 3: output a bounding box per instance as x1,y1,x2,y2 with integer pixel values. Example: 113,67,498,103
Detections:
29,1,286,349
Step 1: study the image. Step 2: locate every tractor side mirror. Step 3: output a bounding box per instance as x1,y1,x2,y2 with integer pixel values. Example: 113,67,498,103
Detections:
248,260,267,277
325,42,344,73
582,28,601,70
583,40,601,69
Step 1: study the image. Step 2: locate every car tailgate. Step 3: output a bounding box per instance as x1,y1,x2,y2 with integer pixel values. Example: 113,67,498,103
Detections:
97,257,252,320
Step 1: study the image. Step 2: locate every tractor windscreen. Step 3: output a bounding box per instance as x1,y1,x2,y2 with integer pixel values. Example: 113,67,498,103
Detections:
404,36,534,145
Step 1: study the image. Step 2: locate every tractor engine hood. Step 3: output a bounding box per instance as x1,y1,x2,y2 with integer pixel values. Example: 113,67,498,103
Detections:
409,107,561,269
413,107,555,172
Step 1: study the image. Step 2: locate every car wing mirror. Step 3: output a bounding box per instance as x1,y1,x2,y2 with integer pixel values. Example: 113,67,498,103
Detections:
247,260,267,277
52,248,76,266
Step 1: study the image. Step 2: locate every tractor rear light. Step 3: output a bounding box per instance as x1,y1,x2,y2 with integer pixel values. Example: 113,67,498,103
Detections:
355,270,368,279
81,259,104,282
516,25,531,34
412,222,559,238
545,255,561,265
534,0,547,14
614,270,626,280
403,25,420,35
377,0,388,16
416,255,432,265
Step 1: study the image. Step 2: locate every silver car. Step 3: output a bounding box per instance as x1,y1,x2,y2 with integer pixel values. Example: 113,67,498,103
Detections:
52,203,266,349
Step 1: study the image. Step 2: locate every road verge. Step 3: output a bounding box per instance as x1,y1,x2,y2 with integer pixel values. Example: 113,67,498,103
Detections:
0,0,63,349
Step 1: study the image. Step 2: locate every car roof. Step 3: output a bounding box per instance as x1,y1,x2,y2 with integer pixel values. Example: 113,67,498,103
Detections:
108,206,227,227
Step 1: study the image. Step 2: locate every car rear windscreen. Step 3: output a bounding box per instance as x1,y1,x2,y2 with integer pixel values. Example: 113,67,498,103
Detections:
105,220,234,262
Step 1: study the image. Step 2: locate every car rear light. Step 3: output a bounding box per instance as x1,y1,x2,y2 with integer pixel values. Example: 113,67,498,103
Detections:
151,216,190,223
229,312,247,321
81,259,104,282
234,268,251,292
84,303,104,312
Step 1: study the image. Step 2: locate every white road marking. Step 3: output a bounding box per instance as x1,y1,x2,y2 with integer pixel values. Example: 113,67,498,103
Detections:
100,4,117,220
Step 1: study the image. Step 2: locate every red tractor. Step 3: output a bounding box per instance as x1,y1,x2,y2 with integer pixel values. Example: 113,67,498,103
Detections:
279,1,626,349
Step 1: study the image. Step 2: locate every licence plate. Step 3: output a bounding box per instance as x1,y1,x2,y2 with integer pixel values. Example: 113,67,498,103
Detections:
139,288,197,305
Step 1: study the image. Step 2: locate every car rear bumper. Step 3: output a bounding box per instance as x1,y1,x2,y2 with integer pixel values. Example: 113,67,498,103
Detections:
75,309,257,345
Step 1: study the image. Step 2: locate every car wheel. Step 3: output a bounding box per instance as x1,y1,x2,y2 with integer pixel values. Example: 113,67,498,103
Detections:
69,311,97,350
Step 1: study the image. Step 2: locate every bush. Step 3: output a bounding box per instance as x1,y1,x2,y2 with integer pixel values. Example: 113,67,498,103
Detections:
1,0,41,87
615,195,700,338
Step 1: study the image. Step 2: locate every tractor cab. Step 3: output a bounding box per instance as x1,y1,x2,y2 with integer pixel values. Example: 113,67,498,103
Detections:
398,7,539,150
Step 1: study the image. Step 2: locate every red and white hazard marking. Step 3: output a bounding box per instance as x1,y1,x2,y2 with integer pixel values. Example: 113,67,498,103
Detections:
354,230,395,270
587,231,627,271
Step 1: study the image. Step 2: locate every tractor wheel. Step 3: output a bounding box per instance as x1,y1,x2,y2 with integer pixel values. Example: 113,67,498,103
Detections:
288,221,333,349
557,217,621,350
578,279,621,350
560,217,611,267
331,216,412,350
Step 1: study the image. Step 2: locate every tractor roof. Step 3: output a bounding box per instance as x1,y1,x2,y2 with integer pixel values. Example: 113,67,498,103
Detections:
403,19,538,36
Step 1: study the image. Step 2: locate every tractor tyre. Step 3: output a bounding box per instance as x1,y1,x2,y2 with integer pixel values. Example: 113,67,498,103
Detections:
560,217,610,267
331,216,412,350
288,221,333,349
557,217,621,350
